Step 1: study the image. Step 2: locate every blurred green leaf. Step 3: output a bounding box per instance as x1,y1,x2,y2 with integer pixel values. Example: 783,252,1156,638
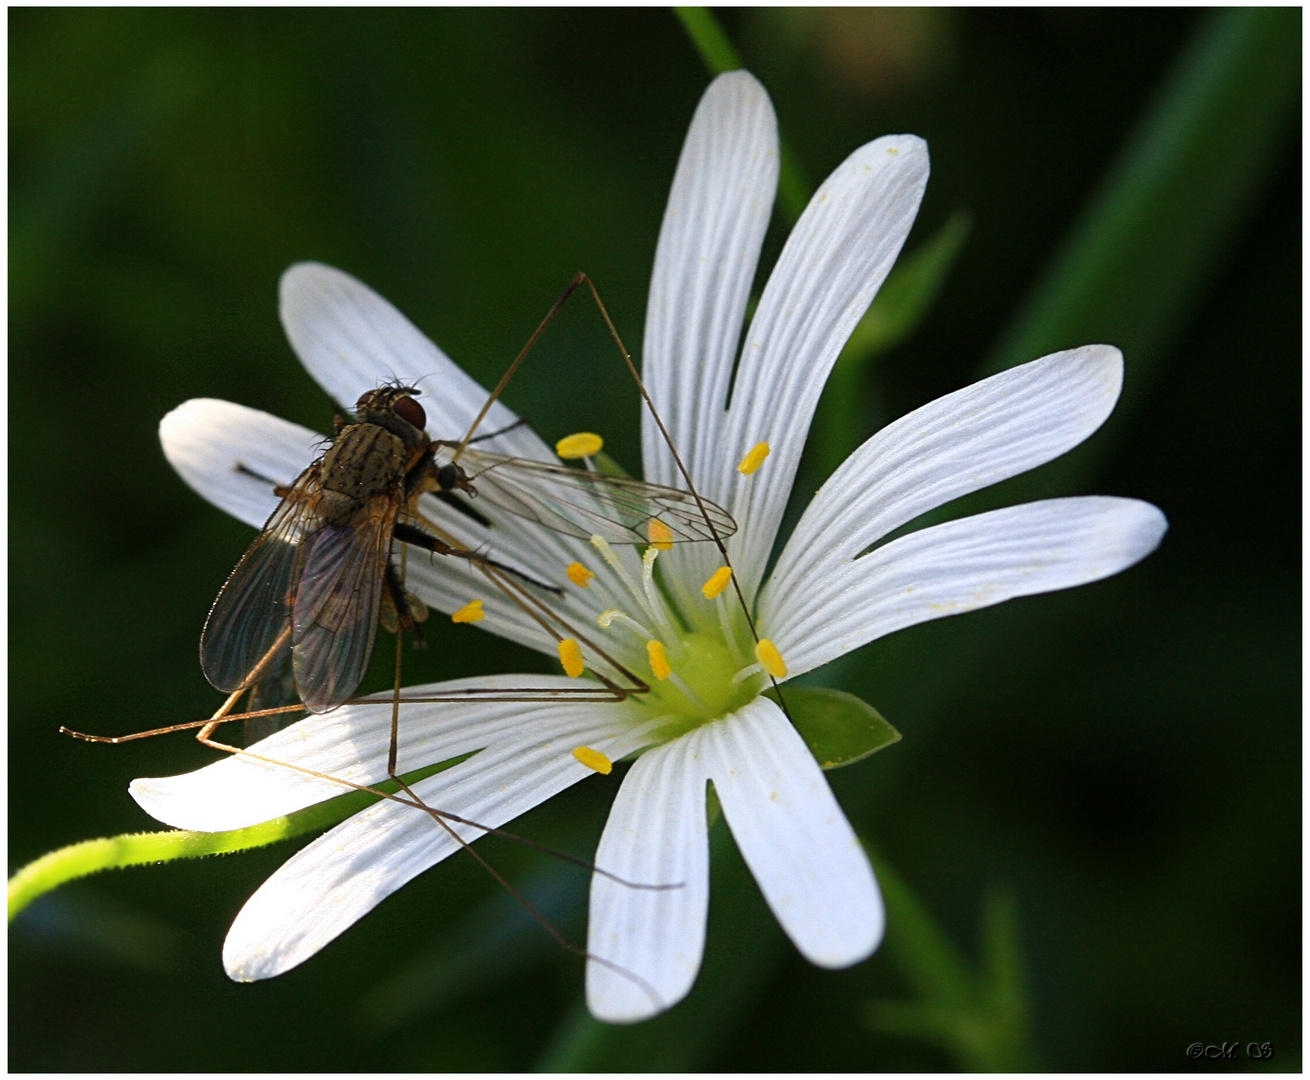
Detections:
983,7,1299,436
810,210,971,477
10,46,207,312
865,853,1038,1072
770,685,901,770
852,209,972,361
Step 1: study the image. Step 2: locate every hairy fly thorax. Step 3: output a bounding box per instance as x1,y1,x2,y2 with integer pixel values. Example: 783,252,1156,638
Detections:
317,386,434,525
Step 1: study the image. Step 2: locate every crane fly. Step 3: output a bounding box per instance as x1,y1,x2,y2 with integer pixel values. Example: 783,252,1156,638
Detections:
201,383,737,717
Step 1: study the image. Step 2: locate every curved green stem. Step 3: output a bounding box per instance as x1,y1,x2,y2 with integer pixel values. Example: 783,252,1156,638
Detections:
8,759,459,921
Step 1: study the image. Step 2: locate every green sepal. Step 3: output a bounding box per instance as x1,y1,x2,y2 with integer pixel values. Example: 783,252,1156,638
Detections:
767,686,901,770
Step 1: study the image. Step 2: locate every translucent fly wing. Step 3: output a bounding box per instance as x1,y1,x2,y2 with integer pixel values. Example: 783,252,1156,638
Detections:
200,470,319,695
242,647,297,746
451,449,737,545
291,503,396,713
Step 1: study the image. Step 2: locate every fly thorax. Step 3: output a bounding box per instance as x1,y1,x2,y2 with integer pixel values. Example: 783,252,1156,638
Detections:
318,423,409,522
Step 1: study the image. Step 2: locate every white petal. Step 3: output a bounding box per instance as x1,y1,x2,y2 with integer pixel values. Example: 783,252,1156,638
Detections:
764,345,1125,620
160,399,322,529
704,698,881,967
224,709,649,981
279,262,552,461
586,735,710,1023
773,497,1169,678
721,134,930,599
130,675,632,831
641,70,777,494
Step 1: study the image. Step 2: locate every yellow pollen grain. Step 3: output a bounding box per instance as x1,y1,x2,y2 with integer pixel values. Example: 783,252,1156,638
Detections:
566,561,595,588
737,441,771,475
450,599,484,624
754,638,787,679
702,566,733,599
646,639,672,680
558,638,585,678
556,432,604,459
572,745,613,775
647,518,674,550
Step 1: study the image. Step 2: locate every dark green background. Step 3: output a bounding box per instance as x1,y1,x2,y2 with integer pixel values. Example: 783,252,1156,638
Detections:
10,8,1299,1071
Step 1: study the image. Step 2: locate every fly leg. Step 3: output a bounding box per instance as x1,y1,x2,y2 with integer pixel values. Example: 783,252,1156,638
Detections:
392,521,562,595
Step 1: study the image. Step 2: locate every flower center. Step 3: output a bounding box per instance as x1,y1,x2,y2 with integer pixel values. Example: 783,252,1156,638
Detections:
641,630,761,740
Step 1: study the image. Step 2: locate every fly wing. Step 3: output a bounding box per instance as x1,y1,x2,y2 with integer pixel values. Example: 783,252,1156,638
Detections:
291,498,397,713
451,449,737,545
200,467,319,696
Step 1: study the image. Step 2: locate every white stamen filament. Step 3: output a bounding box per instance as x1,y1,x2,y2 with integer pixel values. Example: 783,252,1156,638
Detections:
640,546,676,637
667,672,710,714
590,534,652,619
597,608,653,640
731,661,763,685
714,593,747,665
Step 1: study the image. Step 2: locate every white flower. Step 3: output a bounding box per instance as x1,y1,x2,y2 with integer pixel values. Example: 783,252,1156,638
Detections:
133,71,1166,1023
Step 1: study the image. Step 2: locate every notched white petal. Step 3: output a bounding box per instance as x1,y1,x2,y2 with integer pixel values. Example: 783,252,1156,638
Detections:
224,712,649,982
160,399,322,530
642,69,778,494
774,496,1168,678
765,344,1127,616
130,675,626,831
720,133,931,599
279,262,552,462
586,736,711,1023
705,698,882,967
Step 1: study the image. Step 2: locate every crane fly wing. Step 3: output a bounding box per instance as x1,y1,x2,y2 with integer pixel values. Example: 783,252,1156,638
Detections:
450,449,738,545
291,498,398,713
200,467,319,696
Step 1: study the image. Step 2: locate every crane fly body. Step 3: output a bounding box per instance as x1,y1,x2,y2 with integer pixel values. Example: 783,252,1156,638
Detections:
200,383,738,717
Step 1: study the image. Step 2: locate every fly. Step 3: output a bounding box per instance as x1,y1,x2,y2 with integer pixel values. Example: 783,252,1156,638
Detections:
200,383,737,716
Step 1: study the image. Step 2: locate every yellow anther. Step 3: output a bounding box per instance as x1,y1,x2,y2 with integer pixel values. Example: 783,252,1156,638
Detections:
556,432,604,459
737,441,771,475
646,518,674,550
566,561,595,587
572,745,613,775
558,638,586,678
451,599,484,624
646,639,672,680
702,566,733,599
754,638,788,679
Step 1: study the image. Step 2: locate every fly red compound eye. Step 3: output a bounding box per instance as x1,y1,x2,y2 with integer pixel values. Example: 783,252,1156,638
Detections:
393,395,426,430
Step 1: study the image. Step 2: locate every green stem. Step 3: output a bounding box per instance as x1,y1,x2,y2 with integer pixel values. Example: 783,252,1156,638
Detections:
8,758,462,921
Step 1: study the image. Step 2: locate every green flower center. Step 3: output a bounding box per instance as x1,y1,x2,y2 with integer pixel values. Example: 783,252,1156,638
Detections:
640,630,761,741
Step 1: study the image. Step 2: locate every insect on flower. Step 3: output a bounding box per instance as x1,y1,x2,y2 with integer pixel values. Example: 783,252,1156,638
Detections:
202,365,736,718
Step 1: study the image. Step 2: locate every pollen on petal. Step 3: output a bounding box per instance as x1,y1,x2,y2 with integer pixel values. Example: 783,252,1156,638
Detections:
702,566,733,599
567,561,595,587
646,518,674,550
737,441,771,475
646,639,672,680
558,638,586,678
451,599,484,624
754,638,787,679
572,745,613,775
556,432,604,459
